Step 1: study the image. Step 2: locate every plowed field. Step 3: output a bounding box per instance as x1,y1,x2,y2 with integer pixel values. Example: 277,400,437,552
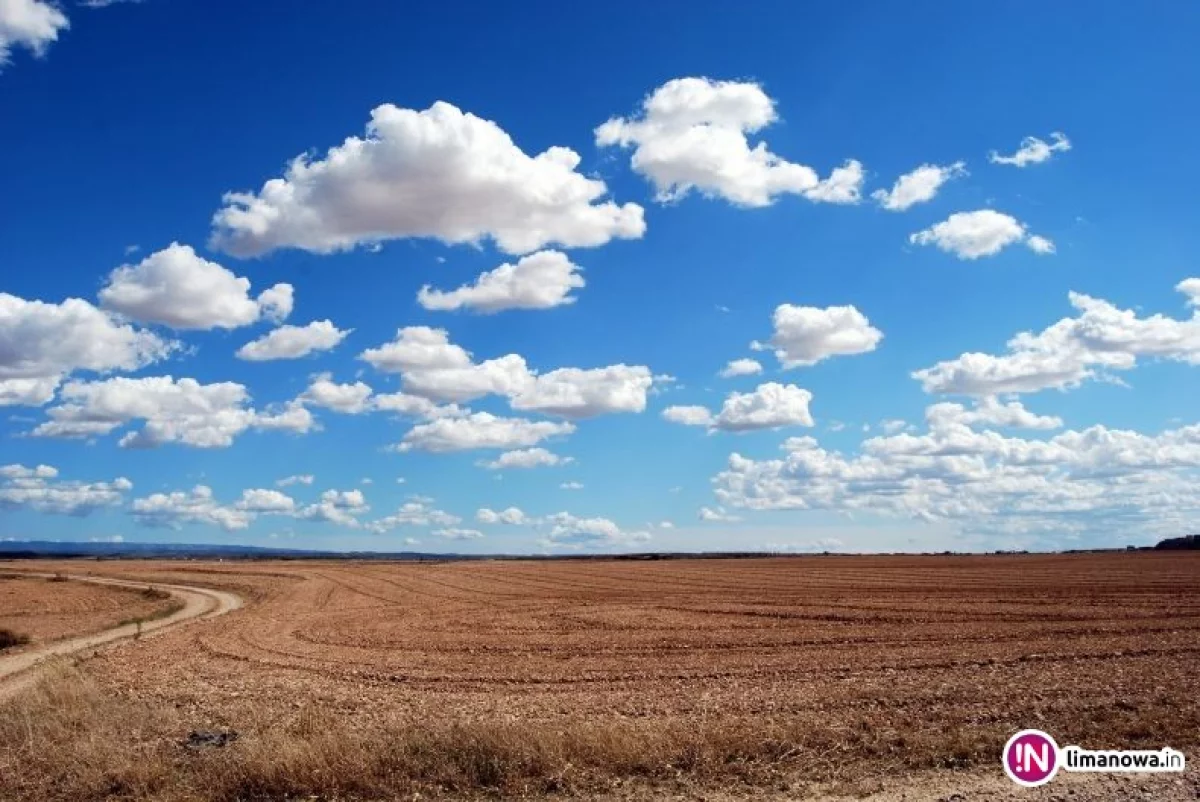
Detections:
0,572,175,647
2,552,1198,800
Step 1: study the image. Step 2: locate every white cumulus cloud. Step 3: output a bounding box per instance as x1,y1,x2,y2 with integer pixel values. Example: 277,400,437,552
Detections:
299,373,374,414
752,303,882,367
712,382,814,431
925,398,1063,430
295,373,459,420
871,161,966,211
711,404,1200,541
509,365,653,418
476,506,527,525
596,77,863,207
298,488,370,528
909,210,1052,259
719,358,763,378
478,448,573,470
0,0,68,68
664,383,815,433
235,488,297,514
418,250,585,313
0,464,130,516
366,498,459,532
662,405,715,427
698,506,741,523
989,132,1071,167
237,320,350,361
541,511,650,548
99,243,293,330
211,101,644,257
31,376,315,447
396,412,575,453
913,279,1200,395
433,527,484,540
132,485,252,531
0,292,176,406
361,326,653,417
1026,235,1056,255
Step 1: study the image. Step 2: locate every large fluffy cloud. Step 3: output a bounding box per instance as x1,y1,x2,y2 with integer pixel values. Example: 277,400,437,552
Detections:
712,383,815,431
236,320,350,361
752,303,882,367
417,250,585,313
989,132,1071,167
596,77,863,207
396,412,574,453
871,161,966,211
663,382,814,433
99,243,293,330
211,101,645,257
711,403,1200,540
0,463,131,516
0,0,68,68
910,210,1052,259
31,376,315,447
360,326,654,417
0,292,175,406
132,485,253,531
913,280,1200,395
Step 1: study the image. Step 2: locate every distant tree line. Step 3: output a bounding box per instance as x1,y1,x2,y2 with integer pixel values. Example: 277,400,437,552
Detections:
1154,534,1200,550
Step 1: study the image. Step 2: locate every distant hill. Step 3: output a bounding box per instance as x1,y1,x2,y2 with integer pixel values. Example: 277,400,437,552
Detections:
1154,534,1200,550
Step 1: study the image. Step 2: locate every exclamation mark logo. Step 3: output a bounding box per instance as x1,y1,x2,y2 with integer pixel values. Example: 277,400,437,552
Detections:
1003,729,1060,787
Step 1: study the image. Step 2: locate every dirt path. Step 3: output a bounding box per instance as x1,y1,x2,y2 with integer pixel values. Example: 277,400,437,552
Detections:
0,572,242,699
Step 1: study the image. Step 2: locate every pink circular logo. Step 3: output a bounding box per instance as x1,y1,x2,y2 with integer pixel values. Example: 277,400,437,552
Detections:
1003,729,1060,787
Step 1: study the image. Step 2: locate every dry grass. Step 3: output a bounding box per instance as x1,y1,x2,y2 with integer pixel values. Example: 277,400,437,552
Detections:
0,665,1015,801
138,586,173,602
0,628,31,650
6,665,1196,802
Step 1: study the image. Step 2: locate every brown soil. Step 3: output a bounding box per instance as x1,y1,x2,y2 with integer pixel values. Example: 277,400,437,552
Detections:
1,553,1196,800
0,572,177,648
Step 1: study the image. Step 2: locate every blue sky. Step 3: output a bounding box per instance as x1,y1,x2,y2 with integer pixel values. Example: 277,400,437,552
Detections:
2,0,1199,553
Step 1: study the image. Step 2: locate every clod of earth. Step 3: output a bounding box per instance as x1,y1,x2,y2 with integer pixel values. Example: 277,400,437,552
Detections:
184,729,239,750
